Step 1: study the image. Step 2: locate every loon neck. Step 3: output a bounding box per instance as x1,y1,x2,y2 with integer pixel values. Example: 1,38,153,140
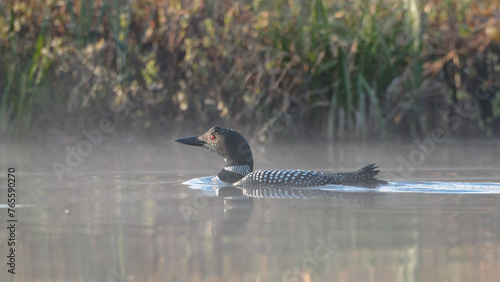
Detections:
217,139,254,183
218,164,252,183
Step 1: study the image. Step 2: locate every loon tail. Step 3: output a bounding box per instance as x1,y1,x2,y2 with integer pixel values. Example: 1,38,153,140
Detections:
329,163,388,188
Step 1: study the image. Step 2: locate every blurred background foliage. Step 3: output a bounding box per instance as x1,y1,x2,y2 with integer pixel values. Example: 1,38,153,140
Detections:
0,0,499,141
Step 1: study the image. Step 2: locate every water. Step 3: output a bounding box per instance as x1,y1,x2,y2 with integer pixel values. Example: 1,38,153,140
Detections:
0,139,500,282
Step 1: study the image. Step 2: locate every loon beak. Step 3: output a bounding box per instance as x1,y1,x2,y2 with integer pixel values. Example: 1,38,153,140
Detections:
174,135,206,147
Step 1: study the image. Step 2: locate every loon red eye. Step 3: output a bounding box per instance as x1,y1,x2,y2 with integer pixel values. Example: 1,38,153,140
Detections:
210,134,216,140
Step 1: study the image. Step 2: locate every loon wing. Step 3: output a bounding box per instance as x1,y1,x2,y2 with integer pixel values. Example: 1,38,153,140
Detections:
234,164,387,188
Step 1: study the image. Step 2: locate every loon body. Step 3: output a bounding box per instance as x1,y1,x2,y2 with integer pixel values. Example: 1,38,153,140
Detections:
174,127,387,188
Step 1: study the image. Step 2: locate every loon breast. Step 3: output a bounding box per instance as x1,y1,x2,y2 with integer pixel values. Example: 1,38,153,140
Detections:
234,169,337,188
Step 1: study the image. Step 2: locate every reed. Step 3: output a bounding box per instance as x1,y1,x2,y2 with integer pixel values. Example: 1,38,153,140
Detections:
259,0,423,138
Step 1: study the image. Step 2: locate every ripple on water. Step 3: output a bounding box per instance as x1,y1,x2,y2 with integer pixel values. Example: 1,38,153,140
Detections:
183,176,500,195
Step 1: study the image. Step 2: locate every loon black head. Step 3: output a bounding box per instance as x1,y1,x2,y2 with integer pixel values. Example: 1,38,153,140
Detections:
174,126,254,183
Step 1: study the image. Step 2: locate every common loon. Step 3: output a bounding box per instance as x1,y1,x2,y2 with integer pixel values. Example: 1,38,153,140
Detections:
174,126,387,188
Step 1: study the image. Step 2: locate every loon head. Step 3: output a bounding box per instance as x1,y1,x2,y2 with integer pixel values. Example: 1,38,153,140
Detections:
174,126,254,183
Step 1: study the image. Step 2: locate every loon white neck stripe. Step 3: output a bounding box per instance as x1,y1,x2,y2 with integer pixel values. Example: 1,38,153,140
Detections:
224,165,251,176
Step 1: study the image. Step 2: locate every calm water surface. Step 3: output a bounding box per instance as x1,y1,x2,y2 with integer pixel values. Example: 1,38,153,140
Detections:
1,139,500,282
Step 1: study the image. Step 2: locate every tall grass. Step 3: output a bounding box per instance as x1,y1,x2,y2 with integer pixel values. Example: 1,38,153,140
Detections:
0,3,53,135
258,0,424,138
0,0,499,140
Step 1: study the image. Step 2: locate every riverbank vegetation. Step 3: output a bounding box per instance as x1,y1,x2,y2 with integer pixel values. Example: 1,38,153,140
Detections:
1,0,499,141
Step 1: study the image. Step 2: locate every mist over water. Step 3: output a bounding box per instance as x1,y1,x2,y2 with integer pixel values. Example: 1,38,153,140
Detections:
1,139,500,281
